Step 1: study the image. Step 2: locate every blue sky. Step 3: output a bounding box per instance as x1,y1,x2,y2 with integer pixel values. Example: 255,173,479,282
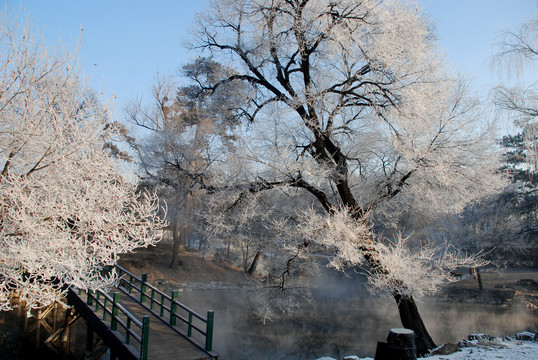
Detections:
3,0,538,121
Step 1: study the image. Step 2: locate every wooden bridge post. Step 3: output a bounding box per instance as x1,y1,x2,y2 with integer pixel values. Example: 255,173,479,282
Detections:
87,289,93,306
125,318,131,345
95,291,101,313
52,302,58,331
170,290,178,326
188,313,193,337
36,308,42,347
159,294,165,317
23,311,28,331
111,293,120,331
140,315,150,360
103,296,109,321
140,274,147,304
205,310,214,352
150,290,155,310
61,308,75,352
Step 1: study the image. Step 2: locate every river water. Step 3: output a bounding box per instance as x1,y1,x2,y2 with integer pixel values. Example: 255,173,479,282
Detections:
1,268,537,359
176,269,538,359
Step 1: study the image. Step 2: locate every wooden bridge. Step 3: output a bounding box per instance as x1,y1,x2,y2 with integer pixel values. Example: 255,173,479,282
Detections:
66,264,218,360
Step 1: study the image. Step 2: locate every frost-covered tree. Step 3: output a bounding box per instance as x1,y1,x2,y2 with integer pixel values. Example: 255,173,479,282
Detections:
127,76,200,267
143,0,505,354
127,67,245,265
483,14,538,265
0,13,165,312
493,15,538,171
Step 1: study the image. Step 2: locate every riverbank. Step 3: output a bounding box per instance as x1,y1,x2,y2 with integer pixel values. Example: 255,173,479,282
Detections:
318,332,538,360
118,244,538,359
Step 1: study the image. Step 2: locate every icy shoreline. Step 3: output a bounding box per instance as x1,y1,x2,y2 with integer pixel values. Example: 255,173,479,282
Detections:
316,332,538,360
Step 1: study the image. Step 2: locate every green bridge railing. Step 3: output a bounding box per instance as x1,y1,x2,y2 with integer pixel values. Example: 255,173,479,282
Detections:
79,288,150,360
114,264,215,353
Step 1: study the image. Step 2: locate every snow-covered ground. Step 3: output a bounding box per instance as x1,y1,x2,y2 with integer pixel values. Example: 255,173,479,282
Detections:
425,338,538,360
317,332,538,360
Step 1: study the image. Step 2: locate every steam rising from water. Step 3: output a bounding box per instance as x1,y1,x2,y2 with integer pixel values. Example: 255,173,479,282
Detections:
422,301,536,344
174,268,537,359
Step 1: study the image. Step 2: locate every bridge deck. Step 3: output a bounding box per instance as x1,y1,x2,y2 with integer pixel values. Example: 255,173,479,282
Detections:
68,264,218,360
117,292,215,360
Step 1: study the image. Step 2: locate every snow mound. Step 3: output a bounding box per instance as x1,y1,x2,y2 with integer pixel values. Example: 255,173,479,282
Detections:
425,338,538,359
317,333,538,360
427,332,537,360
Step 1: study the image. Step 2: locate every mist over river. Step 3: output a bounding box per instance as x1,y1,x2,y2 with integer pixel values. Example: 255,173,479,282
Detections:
1,267,536,359
173,268,538,359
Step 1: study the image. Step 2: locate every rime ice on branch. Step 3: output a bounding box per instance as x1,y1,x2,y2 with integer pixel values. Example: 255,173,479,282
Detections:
0,12,166,311
134,0,506,355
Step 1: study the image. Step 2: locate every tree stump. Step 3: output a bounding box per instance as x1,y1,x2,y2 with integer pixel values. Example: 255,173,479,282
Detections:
375,328,417,360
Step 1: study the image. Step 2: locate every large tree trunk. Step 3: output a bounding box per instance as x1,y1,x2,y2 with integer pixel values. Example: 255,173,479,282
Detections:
170,223,185,268
393,293,436,357
471,267,483,290
247,244,264,275
247,251,262,275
